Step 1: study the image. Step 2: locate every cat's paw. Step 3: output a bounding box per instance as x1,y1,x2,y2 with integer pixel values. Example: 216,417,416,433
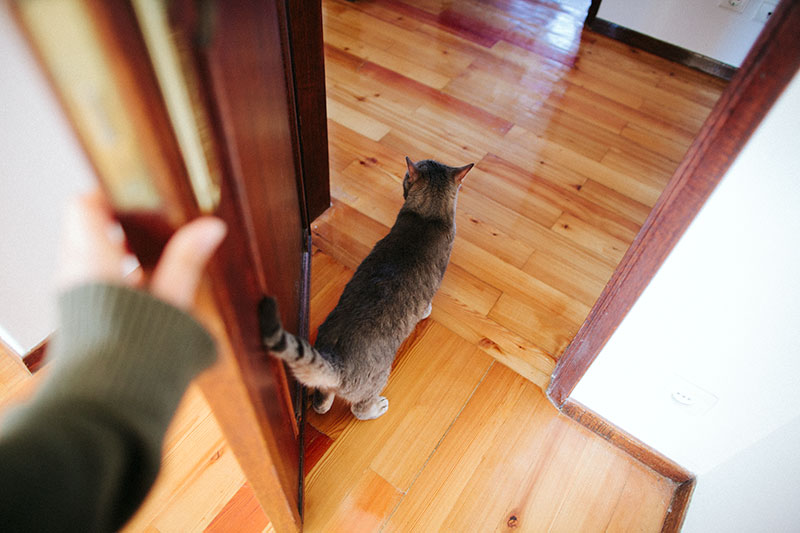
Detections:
374,396,389,418
420,303,432,320
352,396,389,420
313,389,335,415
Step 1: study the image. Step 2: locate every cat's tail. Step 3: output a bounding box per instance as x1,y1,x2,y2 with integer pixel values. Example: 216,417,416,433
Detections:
258,296,340,390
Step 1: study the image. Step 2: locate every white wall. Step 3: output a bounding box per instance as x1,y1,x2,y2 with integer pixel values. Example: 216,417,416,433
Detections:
683,413,800,532
596,0,771,66
572,70,800,522
0,3,94,355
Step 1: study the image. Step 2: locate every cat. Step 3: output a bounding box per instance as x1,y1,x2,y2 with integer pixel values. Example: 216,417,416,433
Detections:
259,157,473,420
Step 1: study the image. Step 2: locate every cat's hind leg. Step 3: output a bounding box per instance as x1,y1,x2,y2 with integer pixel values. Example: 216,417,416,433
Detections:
313,388,335,415
351,396,389,420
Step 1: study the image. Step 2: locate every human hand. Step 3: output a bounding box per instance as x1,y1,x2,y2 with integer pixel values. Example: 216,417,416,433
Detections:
57,191,227,310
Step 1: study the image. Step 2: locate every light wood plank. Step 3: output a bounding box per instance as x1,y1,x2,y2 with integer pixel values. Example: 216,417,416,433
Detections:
578,178,653,226
0,341,31,401
319,469,402,532
204,483,270,533
504,125,666,207
552,212,630,264
324,25,451,90
606,462,675,531
488,292,583,358
326,97,391,142
621,122,693,164
523,249,611,308
465,166,565,232
385,363,673,532
304,322,492,531
122,387,246,532
548,439,634,531
475,153,641,243
429,290,555,394
451,237,592,327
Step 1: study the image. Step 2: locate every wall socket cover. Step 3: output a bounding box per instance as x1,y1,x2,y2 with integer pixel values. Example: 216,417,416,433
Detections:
668,375,719,416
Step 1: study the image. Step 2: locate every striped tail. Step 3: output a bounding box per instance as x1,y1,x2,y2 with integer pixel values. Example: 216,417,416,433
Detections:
258,297,340,390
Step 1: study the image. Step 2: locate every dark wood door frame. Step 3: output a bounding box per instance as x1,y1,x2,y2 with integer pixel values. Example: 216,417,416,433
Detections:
585,0,602,26
548,0,800,407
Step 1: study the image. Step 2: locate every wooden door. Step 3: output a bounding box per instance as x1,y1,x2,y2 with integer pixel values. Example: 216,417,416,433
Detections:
12,1,329,531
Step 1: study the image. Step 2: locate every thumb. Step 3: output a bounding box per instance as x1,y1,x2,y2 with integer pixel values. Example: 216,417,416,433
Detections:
150,217,227,309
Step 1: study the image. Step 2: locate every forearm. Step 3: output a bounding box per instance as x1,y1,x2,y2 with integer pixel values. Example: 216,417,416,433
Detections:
0,284,216,532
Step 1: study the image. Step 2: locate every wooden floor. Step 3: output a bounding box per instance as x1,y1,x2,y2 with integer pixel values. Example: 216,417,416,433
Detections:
314,0,727,388
302,261,677,532
304,0,725,530
119,250,676,532
4,0,730,531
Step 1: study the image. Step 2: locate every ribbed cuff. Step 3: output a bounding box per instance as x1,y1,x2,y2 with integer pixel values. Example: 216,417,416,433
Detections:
39,284,217,428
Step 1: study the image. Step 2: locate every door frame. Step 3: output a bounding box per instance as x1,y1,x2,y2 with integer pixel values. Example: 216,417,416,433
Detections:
548,0,800,407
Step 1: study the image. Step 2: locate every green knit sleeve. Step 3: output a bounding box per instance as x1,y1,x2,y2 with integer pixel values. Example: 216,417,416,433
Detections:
0,283,217,532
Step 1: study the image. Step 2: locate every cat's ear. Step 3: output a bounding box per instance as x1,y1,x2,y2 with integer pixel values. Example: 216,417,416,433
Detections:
451,163,474,184
405,156,420,184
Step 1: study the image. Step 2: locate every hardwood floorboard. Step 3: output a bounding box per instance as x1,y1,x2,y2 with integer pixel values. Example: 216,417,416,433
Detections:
523,248,611,308
303,322,493,531
121,387,247,532
488,292,582,357
577,178,653,226
383,364,674,532
429,290,555,388
204,483,270,533
552,212,630,264
475,153,641,242
0,342,30,401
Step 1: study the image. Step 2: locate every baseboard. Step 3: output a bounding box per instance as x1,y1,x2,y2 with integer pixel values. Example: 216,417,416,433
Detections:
22,340,48,373
588,18,737,81
561,399,695,531
662,478,696,533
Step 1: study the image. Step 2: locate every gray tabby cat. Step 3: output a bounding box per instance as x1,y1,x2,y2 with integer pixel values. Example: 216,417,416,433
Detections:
260,157,473,420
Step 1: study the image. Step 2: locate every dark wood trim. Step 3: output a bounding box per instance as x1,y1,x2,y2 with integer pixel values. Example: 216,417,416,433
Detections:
548,0,800,407
588,18,737,80
22,340,48,373
295,231,312,518
585,0,602,27
662,479,696,533
285,0,331,224
562,399,693,483
293,231,313,421
185,2,307,528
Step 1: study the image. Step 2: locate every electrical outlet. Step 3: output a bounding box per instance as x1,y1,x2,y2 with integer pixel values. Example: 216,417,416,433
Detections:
754,1,778,22
668,375,718,416
719,0,749,13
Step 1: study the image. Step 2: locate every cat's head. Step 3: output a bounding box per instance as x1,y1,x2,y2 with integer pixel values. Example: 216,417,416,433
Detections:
402,157,473,204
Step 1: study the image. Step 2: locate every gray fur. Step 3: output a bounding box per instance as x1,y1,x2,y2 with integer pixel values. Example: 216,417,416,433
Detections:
260,157,473,420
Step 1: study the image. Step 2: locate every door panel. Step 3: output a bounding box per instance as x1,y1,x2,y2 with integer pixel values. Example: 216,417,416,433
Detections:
199,0,305,340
